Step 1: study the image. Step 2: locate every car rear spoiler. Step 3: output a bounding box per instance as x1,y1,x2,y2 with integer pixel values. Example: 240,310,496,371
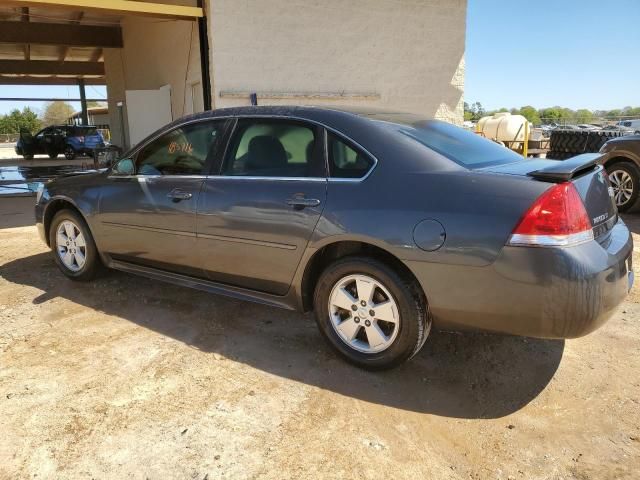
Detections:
527,153,602,182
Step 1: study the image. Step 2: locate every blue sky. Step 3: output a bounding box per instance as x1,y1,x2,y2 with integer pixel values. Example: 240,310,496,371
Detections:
466,0,640,111
0,85,107,115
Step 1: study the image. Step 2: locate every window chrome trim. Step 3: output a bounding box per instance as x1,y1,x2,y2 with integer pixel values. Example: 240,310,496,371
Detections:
204,176,327,182
108,174,208,180
323,126,377,183
120,113,379,182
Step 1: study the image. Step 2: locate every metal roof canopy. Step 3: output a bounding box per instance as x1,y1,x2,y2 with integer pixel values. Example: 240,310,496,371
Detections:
1,0,203,21
0,1,205,124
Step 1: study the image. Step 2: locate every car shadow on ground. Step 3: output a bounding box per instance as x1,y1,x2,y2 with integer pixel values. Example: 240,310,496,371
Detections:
2,252,565,419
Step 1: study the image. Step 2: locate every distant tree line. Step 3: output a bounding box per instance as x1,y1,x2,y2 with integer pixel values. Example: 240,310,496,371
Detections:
0,107,41,135
464,102,640,125
0,100,106,136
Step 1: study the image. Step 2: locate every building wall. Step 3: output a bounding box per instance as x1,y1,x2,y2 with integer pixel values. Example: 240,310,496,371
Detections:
208,0,466,124
104,13,201,148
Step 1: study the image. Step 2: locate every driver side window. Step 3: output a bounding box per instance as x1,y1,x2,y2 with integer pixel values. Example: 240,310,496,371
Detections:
135,121,223,176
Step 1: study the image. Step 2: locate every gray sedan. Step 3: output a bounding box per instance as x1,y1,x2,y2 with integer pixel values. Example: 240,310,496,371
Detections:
35,106,634,369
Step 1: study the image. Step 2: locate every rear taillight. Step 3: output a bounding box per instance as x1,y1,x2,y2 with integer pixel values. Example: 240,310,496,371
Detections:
507,182,594,247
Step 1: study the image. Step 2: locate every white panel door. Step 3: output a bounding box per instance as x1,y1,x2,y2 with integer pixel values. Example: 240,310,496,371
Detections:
125,86,172,147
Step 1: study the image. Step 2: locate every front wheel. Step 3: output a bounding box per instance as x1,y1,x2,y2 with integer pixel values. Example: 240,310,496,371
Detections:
313,257,430,370
64,146,76,160
49,209,104,281
607,162,639,212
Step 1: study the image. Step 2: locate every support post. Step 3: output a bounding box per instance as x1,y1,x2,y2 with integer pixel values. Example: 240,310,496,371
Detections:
197,0,212,111
78,78,88,125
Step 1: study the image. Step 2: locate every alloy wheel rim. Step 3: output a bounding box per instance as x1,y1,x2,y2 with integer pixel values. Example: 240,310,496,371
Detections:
328,274,400,354
55,220,87,272
609,170,634,206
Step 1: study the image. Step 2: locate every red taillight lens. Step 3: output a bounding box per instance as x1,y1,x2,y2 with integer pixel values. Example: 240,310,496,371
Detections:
508,182,594,247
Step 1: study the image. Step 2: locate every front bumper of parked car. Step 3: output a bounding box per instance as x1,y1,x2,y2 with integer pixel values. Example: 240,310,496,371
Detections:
407,219,634,339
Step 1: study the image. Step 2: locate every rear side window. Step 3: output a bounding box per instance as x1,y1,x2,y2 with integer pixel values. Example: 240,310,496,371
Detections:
398,120,523,169
327,133,374,179
223,120,323,177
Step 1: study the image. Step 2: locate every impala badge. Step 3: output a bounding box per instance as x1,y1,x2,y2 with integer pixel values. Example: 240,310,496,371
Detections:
593,213,608,224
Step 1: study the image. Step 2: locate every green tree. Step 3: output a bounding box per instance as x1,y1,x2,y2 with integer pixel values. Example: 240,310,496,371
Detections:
605,109,622,120
41,101,76,126
575,109,593,124
518,105,541,125
0,107,41,134
540,106,574,124
464,101,486,121
540,107,562,124
472,102,485,120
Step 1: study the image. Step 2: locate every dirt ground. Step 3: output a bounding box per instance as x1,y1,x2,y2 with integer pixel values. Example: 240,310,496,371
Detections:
1,194,639,480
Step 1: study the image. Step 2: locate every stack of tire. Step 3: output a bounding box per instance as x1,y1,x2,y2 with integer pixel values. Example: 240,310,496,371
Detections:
547,130,624,160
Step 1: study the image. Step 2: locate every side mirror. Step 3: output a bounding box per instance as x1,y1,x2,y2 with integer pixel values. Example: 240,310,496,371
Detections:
111,158,135,176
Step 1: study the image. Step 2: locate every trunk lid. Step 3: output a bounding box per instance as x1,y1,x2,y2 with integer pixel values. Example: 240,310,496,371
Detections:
482,153,617,239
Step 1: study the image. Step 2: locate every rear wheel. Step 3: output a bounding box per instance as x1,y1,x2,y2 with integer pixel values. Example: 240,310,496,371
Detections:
313,256,430,370
606,162,639,212
49,209,104,281
64,146,76,160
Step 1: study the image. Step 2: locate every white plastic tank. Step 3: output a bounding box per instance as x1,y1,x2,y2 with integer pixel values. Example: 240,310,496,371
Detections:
477,112,528,143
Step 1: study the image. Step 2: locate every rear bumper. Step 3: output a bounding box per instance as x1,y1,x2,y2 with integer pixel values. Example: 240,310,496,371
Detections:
407,219,634,339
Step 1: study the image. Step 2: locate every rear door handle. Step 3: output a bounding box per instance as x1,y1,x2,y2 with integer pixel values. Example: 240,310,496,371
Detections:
286,196,321,208
167,189,193,201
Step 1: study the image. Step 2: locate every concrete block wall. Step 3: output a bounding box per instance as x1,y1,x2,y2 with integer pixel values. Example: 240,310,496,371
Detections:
208,0,466,124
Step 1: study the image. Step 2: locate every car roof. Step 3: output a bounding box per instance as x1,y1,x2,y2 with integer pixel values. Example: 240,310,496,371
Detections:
176,105,431,127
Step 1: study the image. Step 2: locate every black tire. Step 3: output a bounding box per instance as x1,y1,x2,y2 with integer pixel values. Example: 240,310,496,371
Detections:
64,146,76,160
606,162,640,213
49,209,104,281
546,151,573,160
313,256,430,370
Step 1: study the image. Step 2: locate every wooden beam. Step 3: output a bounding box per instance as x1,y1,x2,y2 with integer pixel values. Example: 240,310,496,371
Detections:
0,76,105,85
0,21,122,48
0,60,105,76
59,11,85,62
89,48,104,63
2,0,203,20
219,91,382,101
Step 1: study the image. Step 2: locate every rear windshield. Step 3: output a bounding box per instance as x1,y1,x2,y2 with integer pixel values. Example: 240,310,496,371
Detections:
393,120,524,169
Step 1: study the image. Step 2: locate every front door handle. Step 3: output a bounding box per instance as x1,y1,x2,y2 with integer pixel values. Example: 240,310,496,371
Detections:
167,189,193,201
286,195,321,209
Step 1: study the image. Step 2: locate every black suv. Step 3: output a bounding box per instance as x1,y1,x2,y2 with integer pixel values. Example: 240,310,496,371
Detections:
16,125,105,160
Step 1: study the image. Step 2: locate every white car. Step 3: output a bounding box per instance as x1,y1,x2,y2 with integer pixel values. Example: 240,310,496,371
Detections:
617,119,640,134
